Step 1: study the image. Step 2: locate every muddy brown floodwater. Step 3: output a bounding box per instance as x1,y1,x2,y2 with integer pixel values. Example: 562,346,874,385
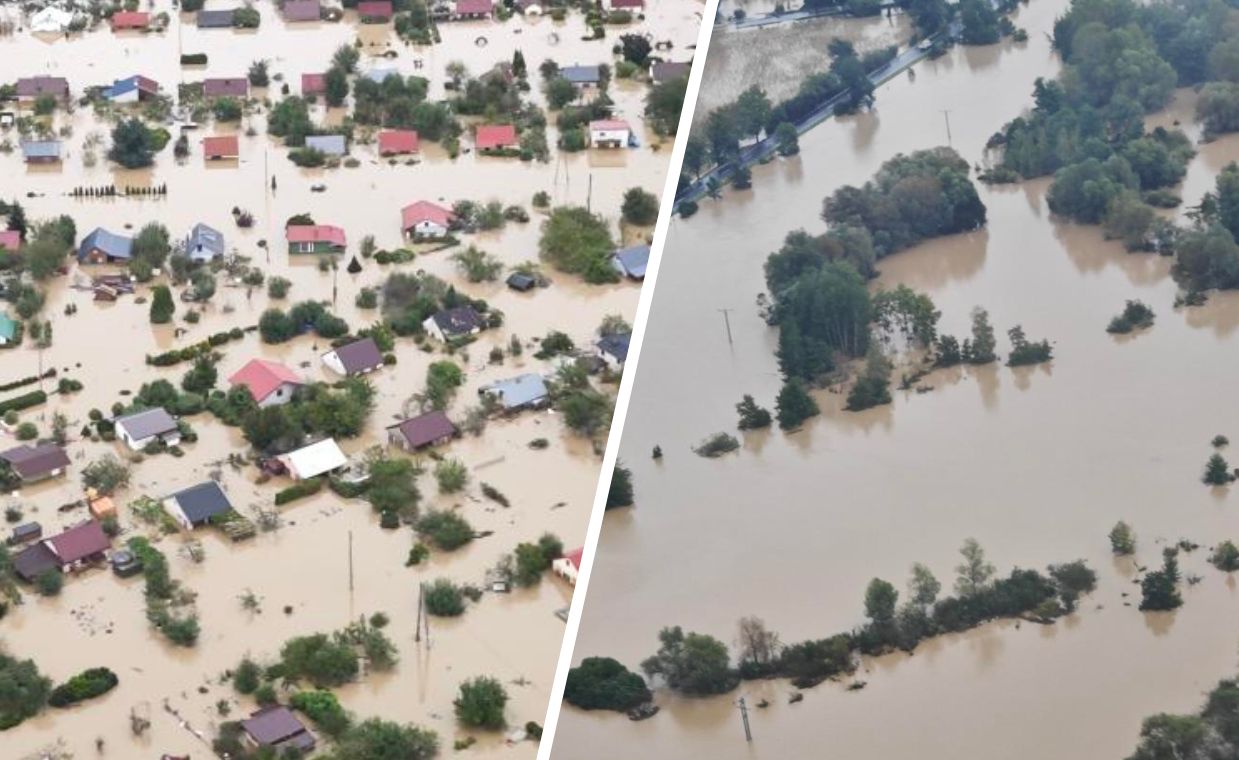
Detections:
553,1,1239,759
0,1,702,757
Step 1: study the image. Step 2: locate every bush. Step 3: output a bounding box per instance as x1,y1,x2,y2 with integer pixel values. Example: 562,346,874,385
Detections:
34,569,62,596
694,432,739,458
275,478,324,505
48,668,119,708
621,187,659,226
423,578,466,617
415,511,474,551
233,657,262,694
433,459,469,494
280,633,359,687
291,689,352,737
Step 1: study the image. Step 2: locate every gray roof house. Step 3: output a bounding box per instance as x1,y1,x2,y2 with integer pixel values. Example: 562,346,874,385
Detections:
0,443,70,483
423,306,483,342
197,8,236,27
78,228,134,264
305,134,347,156
611,244,649,280
114,408,180,451
164,481,233,529
597,333,630,369
186,223,225,261
480,373,549,412
651,61,691,85
282,0,321,21
560,65,602,86
322,337,384,376
242,706,316,752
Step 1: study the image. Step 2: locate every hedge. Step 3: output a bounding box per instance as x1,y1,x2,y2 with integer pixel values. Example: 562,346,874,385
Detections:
275,478,324,506
48,667,119,707
0,369,55,394
0,390,47,416
147,327,247,367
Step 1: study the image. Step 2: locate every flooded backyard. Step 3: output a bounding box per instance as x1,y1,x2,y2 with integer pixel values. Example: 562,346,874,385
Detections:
0,0,704,756
553,0,1239,757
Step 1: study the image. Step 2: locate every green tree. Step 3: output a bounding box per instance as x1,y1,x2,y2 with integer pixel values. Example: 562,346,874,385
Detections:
908,563,940,606
108,118,156,168
606,464,634,509
736,394,772,430
149,286,174,324
539,206,617,283
621,187,659,226
774,121,799,156
1109,521,1136,555
954,538,995,596
564,657,651,711
1204,453,1233,485
863,578,898,627
454,676,508,729
321,718,438,760
640,626,737,695
775,379,819,430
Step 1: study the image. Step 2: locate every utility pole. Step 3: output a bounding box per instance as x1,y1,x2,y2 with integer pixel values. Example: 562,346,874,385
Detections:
942,109,953,146
347,530,354,592
718,308,734,345
415,583,424,643
738,697,752,741
586,172,593,213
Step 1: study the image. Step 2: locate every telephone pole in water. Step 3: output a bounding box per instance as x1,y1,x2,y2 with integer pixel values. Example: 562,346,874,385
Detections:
737,697,752,741
942,109,953,146
718,308,734,345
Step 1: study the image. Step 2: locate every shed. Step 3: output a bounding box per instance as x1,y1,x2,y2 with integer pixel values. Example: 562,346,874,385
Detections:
357,0,394,20
110,11,150,29
186,223,226,261
589,119,631,149
11,522,42,544
88,496,116,521
305,134,347,156
164,481,233,529
203,135,239,160
197,9,237,27
321,337,384,376
78,228,134,264
506,272,536,292
387,410,458,451
279,439,348,480
203,78,249,98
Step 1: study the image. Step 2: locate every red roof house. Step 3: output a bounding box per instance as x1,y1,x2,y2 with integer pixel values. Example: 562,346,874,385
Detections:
16,76,69,100
475,124,517,152
378,129,419,155
552,547,584,585
229,359,303,406
203,135,239,160
609,0,644,8
286,225,347,253
357,0,393,20
401,201,454,237
0,230,21,252
387,410,458,451
110,11,151,29
301,73,326,96
46,521,110,567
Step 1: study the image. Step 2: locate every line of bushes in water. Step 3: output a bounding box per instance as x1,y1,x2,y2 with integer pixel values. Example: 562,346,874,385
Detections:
274,477,324,506
146,327,250,367
0,390,47,416
48,667,119,707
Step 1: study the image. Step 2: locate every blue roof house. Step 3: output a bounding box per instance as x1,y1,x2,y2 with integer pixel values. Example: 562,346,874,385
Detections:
305,134,347,156
78,228,134,264
186,223,226,261
480,373,549,413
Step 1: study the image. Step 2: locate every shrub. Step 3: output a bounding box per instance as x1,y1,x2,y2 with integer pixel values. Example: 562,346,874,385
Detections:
564,657,651,711
423,578,466,617
415,511,474,551
434,459,469,494
454,676,508,729
291,689,352,737
48,668,118,708
275,478,324,505
233,657,261,694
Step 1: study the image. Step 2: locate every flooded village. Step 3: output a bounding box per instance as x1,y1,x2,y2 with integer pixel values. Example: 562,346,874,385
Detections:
553,0,1239,758
0,0,701,757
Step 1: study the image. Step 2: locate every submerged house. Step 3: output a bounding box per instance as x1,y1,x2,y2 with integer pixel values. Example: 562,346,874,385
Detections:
0,444,71,484
110,11,150,30
229,358,303,407
387,410,458,452
560,65,602,90
203,135,240,160
278,438,348,480
611,243,649,280
241,706,316,753
0,230,21,252
596,333,631,372
378,129,419,156
357,0,394,21
282,0,322,21
286,225,346,254
20,140,61,164
552,547,584,585
185,223,226,261
301,73,326,97
401,200,453,239
104,75,160,103
115,408,180,451
78,228,133,264
14,520,111,582
423,306,483,342
197,8,237,27
475,124,518,153
452,0,494,18
16,76,69,102
651,60,691,85
321,337,383,377
164,481,233,530
589,119,631,149
203,77,249,99
480,373,549,413
305,134,347,156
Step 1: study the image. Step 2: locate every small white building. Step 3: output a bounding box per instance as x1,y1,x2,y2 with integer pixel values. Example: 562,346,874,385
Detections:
115,408,181,451
589,119,631,149
278,439,348,481
552,547,583,586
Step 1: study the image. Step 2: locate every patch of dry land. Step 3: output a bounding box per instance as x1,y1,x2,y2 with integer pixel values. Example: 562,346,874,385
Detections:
0,0,703,757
